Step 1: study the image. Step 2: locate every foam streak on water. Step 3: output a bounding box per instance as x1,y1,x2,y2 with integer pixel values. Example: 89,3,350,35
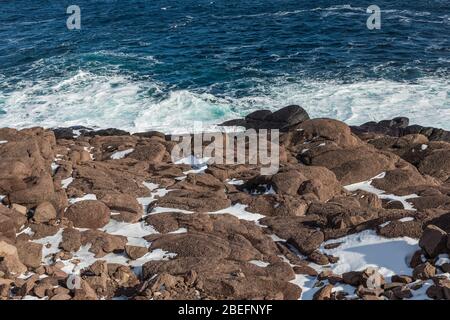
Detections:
0,71,448,133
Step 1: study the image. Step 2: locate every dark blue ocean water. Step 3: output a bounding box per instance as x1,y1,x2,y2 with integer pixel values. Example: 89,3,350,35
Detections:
0,0,449,132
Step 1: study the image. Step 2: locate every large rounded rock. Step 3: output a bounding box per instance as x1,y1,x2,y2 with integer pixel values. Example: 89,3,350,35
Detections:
65,200,111,229
15,241,43,269
419,225,448,258
0,241,27,276
265,105,310,127
299,118,361,148
33,201,57,223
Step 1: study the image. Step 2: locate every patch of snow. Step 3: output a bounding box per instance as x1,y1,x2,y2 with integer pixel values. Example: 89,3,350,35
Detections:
73,130,82,138
51,162,60,174
83,146,94,160
16,227,35,237
321,230,418,277
227,179,244,186
379,221,391,228
344,172,419,211
249,260,270,268
32,229,64,264
209,203,265,222
102,219,157,238
0,140,8,144
270,234,286,242
138,185,171,212
22,295,47,300
421,144,428,151
435,254,450,267
69,194,97,204
169,227,188,234
110,148,134,160
142,182,159,192
399,217,415,222
291,275,318,300
407,280,433,300
61,177,73,189
176,155,209,174
148,206,193,214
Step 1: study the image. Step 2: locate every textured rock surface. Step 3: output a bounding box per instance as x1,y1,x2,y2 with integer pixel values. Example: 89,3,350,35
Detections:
0,108,449,300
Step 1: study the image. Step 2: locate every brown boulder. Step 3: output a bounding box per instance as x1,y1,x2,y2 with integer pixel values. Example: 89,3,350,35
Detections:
299,119,361,148
128,142,167,163
150,232,259,261
418,149,450,181
412,262,436,280
60,228,82,252
271,170,306,195
73,280,98,300
125,245,148,260
0,204,27,230
150,189,231,213
0,213,16,241
16,241,43,269
99,192,143,223
313,284,333,300
419,225,448,258
65,200,111,229
0,241,27,276
33,201,57,223
145,213,180,233
81,230,127,258
8,173,55,208
69,161,151,198
377,220,423,239
287,228,324,256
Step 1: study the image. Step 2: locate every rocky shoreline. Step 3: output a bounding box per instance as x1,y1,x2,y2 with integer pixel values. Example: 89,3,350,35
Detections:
0,105,449,300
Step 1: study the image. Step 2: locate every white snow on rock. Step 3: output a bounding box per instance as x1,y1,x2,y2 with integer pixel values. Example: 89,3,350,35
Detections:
102,219,157,247
69,194,97,204
32,229,64,264
175,155,209,174
291,230,420,300
51,162,60,174
16,227,35,237
398,217,415,222
138,183,170,208
321,230,418,277
110,148,134,160
435,254,450,267
249,260,270,268
379,216,415,228
61,177,74,189
226,179,244,185
32,224,176,278
344,172,419,210
169,227,188,234
209,203,265,222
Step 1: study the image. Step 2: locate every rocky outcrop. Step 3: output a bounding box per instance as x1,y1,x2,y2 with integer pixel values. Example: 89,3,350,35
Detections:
1,106,450,300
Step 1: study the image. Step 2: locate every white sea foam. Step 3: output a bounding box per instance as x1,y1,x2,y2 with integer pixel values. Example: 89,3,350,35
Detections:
0,71,448,133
